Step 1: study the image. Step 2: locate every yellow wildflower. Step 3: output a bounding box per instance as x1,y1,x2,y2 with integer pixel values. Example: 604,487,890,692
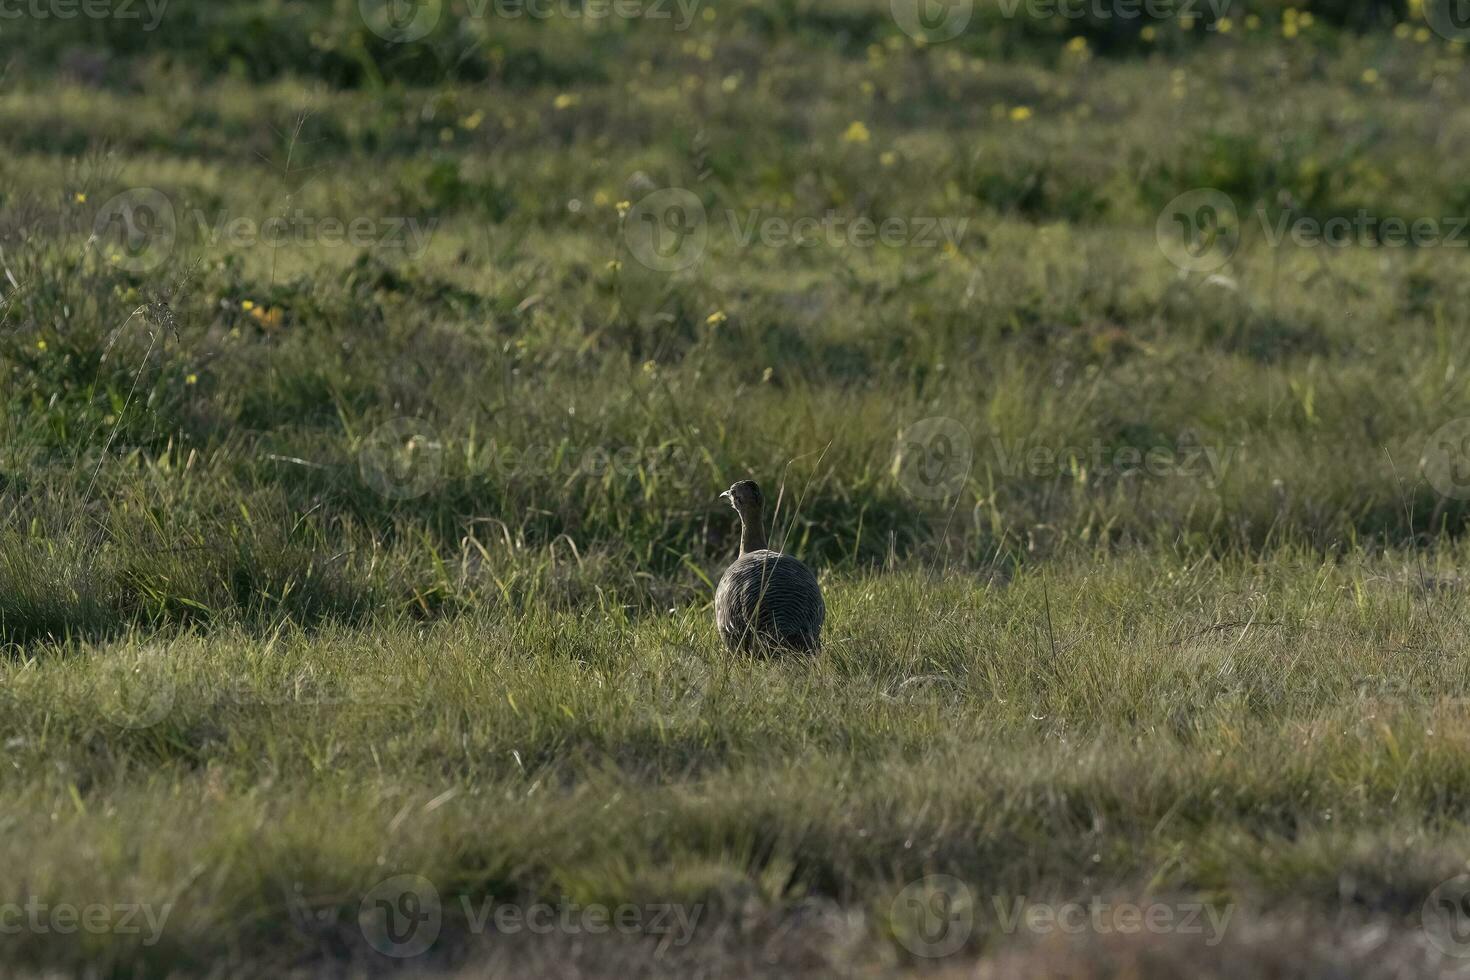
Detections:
842,120,872,144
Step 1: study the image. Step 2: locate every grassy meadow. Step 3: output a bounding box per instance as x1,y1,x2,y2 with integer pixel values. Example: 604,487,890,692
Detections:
7,0,1470,975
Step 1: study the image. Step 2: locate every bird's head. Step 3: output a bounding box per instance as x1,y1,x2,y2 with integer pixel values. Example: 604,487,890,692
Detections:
720,479,763,516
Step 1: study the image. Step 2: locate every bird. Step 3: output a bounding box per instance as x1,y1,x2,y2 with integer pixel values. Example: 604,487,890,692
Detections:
714,480,825,654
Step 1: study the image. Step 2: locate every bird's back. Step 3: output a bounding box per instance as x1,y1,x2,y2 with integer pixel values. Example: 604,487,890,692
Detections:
715,549,824,653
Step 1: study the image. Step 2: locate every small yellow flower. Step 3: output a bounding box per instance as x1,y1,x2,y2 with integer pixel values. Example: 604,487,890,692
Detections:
36,339,47,352
616,200,631,217
459,110,484,130
642,359,658,375
721,74,740,93
880,150,898,167
761,367,774,383
73,192,87,204
185,373,198,385
1394,22,1411,38
1009,105,1033,121
1066,36,1089,52
606,260,622,273
1245,14,1261,29
1283,22,1299,38
1215,16,1233,32
1141,25,1157,41
706,311,727,326
1415,26,1431,41
842,120,872,144
1299,11,1314,26
1179,14,1196,29
1362,67,1380,84
250,305,284,332
593,190,610,207
553,93,579,110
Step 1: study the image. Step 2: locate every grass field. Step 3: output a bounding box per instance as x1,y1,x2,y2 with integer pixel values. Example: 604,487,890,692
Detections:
7,0,1470,975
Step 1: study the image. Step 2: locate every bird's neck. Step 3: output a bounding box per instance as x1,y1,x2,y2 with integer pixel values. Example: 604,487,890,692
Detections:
738,509,767,555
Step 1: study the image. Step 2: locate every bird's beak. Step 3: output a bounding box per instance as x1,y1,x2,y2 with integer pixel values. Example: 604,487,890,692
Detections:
719,490,732,503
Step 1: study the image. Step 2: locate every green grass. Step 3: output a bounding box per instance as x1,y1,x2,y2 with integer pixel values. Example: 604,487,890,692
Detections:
5,1,1470,975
